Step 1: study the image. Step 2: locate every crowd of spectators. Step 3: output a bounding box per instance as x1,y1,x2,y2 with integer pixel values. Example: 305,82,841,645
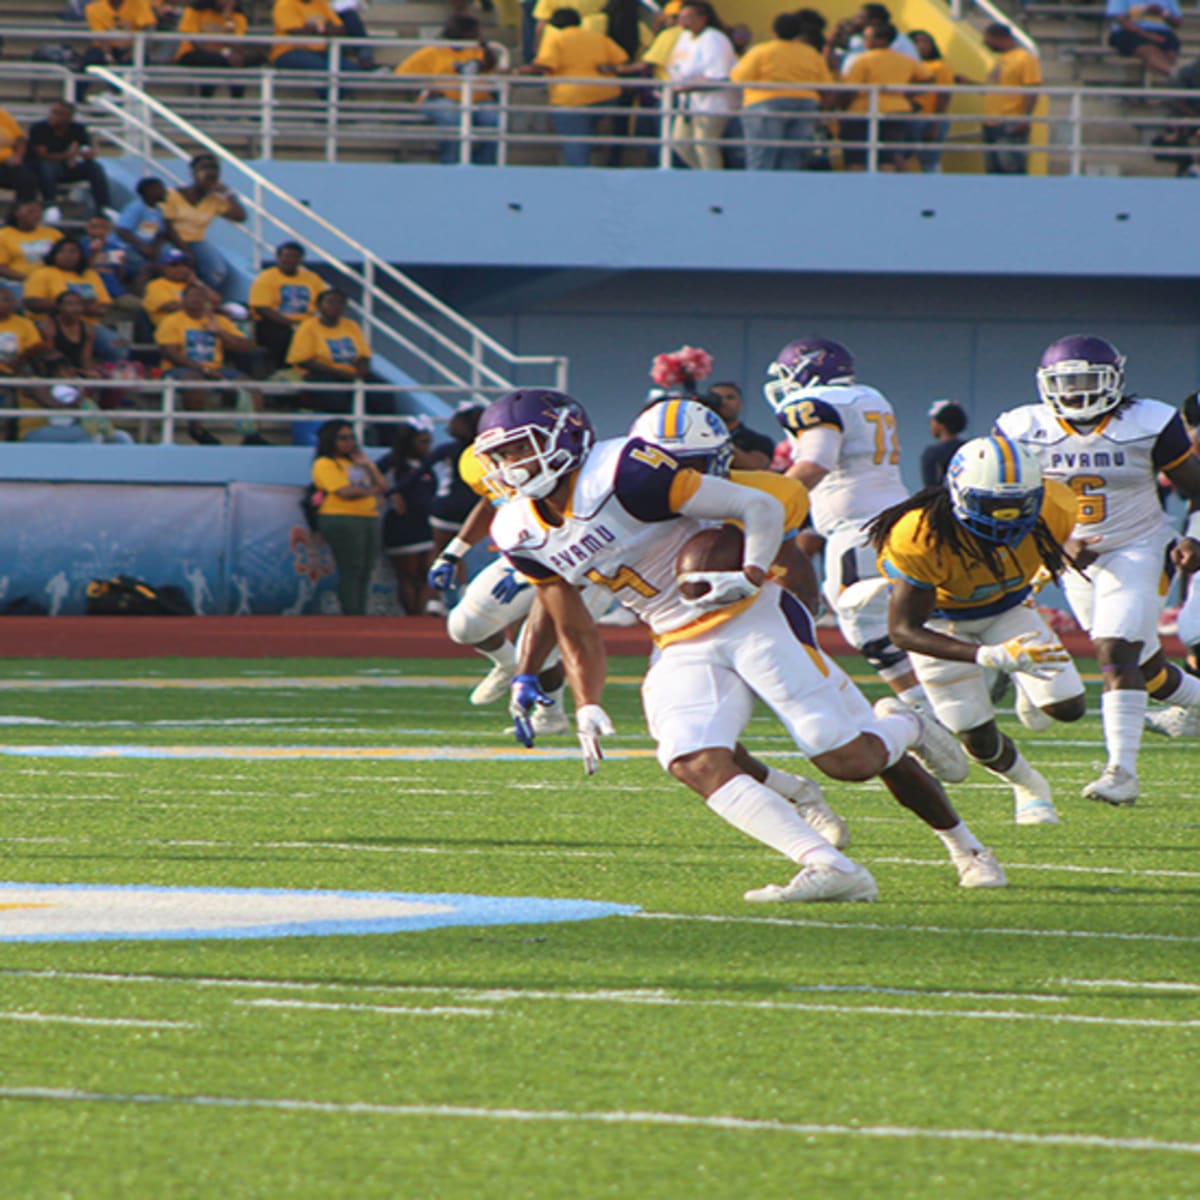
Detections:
0,104,377,445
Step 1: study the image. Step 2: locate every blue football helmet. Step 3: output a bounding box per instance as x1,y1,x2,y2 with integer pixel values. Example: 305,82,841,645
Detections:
947,435,1044,547
475,388,595,500
764,337,855,413
628,398,733,476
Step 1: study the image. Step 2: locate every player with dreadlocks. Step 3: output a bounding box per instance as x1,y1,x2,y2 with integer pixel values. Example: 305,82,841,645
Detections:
867,434,1087,826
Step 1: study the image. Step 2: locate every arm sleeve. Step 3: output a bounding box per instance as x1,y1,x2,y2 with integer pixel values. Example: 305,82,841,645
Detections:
790,425,843,472
1152,411,1194,471
676,474,785,573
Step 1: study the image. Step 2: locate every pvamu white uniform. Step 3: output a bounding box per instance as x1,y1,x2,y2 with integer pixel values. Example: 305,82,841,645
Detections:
490,436,882,769
776,382,908,650
996,399,1193,662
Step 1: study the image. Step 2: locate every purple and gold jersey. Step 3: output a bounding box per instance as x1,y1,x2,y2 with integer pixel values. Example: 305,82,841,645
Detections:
996,399,1191,551
879,479,1077,620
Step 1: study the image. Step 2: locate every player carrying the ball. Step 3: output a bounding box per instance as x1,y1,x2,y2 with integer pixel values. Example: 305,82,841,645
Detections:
474,387,1006,903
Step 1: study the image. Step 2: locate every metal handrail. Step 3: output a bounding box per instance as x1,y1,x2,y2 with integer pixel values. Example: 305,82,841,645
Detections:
85,65,567,400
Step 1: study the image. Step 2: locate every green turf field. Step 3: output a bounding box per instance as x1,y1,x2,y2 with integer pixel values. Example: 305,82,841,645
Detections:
0,656,1196,1199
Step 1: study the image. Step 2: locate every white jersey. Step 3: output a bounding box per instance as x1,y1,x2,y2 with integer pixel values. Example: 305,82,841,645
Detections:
995,399,1192,551
774,382,908,538
491,437,727,640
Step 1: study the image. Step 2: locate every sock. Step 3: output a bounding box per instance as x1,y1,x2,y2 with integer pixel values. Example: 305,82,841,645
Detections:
894,683,929,710
974,736,1037,786
479,640,516,670
706,775,853,871
763,764,809,801
935,821,984,858
865,709,920,769
1101,688,1146,773
1158,669,1200,707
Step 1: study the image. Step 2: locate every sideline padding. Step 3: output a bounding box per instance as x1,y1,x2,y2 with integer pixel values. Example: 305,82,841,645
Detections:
0,882,639,942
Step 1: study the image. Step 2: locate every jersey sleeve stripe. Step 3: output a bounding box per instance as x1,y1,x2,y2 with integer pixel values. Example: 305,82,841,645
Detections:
1158,446,1195,474
880,558,934,589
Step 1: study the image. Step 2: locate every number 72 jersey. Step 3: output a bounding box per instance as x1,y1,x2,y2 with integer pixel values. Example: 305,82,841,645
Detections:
994,398,1193,550
775,382,908,538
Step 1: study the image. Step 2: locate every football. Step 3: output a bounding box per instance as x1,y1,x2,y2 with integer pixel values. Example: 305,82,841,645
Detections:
675,524,744,600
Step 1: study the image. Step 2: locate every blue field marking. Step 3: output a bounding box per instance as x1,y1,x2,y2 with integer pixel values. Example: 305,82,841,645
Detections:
0,882,639,943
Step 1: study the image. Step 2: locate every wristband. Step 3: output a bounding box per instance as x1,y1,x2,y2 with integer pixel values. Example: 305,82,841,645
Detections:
443,536,472,560
1186,511,1200,542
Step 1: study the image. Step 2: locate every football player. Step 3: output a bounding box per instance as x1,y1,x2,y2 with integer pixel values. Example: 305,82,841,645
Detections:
479,387,1005,902
763,337,942,716
868,435,1087,825
995,335,1200,804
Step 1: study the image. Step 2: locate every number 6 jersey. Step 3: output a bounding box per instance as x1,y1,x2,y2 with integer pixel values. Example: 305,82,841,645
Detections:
994,398,1193,550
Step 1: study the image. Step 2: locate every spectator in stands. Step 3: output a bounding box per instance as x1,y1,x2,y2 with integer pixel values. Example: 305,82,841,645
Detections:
424,401,484,613
249,241,325,369
981,23,1041,174
0,285,48,381
176,0,252,98
920,398,967,486
826,2,918,75
28,103,113,220
531,0,607,54
911,29,953,173
115,176,170,285
0,201,63,293
157,282,267,445
162,153,246,294
83,214,133,300
286,288,372,414
379,418,437,615
18,380,132,444
837,20,922,171
1107,0,1181,78
141,249,221,329
702,380,774,468
81,0,157,75
23,237,112,324
516,8,629,168
394,16,501,166
270,0,351,73
0,110,39,207
311,419,387,614
730,12,832,171
666,1,738,170
331,0,376,69
37,290,102,381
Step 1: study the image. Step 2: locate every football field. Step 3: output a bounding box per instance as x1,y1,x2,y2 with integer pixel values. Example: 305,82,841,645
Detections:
0,656,1197,1199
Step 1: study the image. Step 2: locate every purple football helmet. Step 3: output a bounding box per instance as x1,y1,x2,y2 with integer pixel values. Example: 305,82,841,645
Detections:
1036,335,1126,424
764,338,855,413
475,388,595,499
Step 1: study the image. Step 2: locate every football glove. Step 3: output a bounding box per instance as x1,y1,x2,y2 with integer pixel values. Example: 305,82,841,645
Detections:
509,673,552,748
975,633,1070,681
576,704,614,775
427,552,460,592
491,566,531,605
678,570,760,612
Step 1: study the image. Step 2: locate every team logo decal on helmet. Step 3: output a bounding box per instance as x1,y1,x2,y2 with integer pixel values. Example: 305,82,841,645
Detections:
628,398,733,476
947,434,1044,546
1036,334,1125,424
476,388,595,500
764,337,855,413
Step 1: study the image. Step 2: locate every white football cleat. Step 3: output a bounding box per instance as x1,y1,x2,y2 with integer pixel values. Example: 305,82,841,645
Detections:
1144,704,1200,739
1014,684,1053,732
780,775,850,849
1013,769,1059,825
469,662,516,707
952,847,1008,889
874,697,970,784
530,702,571,736
1082,764,1139,806
744,862,878,904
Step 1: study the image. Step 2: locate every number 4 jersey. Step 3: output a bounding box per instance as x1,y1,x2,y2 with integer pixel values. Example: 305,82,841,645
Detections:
994,398,1193,550
774,382,907,539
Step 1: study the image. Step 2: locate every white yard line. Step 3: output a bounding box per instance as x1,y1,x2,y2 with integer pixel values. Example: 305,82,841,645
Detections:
237,1000,496,1017
0,1087,1195,1156
0,1012,194,1029
1059,979,1200,993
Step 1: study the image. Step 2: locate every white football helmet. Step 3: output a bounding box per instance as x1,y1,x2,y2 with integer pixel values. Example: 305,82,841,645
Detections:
1036,334,1126,424
628,398,733,476
946,435,1044,547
